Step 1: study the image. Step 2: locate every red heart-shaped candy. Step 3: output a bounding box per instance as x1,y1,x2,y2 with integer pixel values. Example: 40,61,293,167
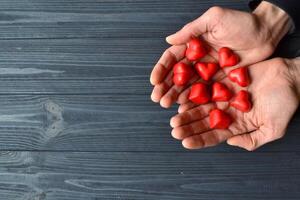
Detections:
195,62,219,81
218,47,239,68
173,62,193,86
212,82,232,102
228,66,250,87
230,90,252,112
185,38,207,61
189,82,210,104
209,109,232,129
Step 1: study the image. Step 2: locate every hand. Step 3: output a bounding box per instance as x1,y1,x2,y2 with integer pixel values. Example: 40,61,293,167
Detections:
150,2,292,108
170,58,300,151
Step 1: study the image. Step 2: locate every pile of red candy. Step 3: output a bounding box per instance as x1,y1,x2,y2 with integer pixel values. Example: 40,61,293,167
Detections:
173,38,252,129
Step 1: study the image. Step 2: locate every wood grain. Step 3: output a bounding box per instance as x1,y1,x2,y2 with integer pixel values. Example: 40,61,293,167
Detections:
0,38,159,94
0,0,298,199
0,94,297,152
0,151,299,200
0,0,248,39
0,35,297,94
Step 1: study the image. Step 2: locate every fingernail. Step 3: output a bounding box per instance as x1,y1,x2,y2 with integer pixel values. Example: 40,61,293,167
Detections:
166,35,172,43
151,92,159,103
178,106,184,113
226,140,236,146
170,117,176,128
160,101,170,108
171,128,180,140
150,78,155,86
171,129,175,137
181,140,189,149
160,97,171,108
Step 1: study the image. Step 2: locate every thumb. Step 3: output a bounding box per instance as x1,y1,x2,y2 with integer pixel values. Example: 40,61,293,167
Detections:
166,16,208,45
226,128,284,151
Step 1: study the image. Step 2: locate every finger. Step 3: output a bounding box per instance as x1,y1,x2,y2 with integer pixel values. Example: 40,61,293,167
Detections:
151,57,196,105
150,45,186,85
159,74,198,108
166,16,209,45
182,129,233,149
206,43,219,61
159,50,219,108
151,70,173,103
226,127,284,151
177,87,191,104
178,102,198,113
171,117,210,140
201,51,218,63
170,103,215,128
176,50,224,105
153,57,192,107
234,44,273,69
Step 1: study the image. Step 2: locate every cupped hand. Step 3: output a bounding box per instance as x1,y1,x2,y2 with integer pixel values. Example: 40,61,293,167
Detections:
170,58,299,151
150,3,291,108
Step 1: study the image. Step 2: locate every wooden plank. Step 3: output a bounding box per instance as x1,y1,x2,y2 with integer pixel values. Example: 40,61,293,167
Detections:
0,151,299,199
0,38,161,94
0,94,298,152
0,0,248,12
0,1,296,152
0,0,297,199
0,35,298,94
0,0,249,39
0,94,175,151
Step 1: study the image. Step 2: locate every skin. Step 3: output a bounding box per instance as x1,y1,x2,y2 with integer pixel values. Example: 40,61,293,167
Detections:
149,2,297,150
170,58,300,151
150,2,292,108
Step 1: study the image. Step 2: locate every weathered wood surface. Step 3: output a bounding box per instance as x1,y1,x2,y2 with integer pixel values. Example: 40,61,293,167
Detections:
0,0,248,39
0,36,297,94
0,151,299,200
0,0,298,199
0,94,298,152
0,38,158,94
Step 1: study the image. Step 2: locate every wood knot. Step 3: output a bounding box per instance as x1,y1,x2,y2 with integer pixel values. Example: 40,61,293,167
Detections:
44,100,64,138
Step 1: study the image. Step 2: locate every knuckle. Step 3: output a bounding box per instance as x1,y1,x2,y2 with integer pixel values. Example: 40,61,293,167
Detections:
275,131,285,140
246,145,256,152
247,136,257,151
182,22,192,30
208,6,225,16
162,48,175,62
265,42,275,54
273,57,286,66
162,48,171,57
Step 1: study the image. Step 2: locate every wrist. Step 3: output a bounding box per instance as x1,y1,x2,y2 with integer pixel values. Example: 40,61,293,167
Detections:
287,57,300,99
253,1,293,47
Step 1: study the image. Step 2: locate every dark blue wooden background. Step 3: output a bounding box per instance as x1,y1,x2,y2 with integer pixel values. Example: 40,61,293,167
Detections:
0,0,299,199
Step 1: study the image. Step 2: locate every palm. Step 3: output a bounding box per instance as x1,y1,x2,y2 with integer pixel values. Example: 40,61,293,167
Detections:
170,58,299,150
201,8,273,68
150,7,274,108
